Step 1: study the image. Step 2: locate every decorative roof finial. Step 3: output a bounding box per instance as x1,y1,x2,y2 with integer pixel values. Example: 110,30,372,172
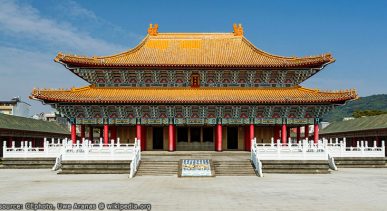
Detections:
148,23,159,36
233,23,244,36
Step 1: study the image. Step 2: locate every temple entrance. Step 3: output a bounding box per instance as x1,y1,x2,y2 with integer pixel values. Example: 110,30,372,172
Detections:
227,127,238,149
153,127,164,150
176,127,214,151
202,127,214,142
190,127,201,142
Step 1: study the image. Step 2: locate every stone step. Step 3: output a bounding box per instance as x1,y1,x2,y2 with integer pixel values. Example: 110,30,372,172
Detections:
263,169,330,174
59,160,132,174
335,164,386,168
334,157,386,168
262,165,329,169
213,160,256,176
1,158,56,169
61,165,130,170
258,160,331,174
136,160,179,176
58,170,129,174
0,165,53,169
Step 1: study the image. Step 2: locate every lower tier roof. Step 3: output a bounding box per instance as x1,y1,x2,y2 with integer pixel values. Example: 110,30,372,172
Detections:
0,113,69,135
31,85,357,105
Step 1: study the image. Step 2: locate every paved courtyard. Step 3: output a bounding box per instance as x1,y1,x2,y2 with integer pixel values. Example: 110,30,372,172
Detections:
1,168,387,210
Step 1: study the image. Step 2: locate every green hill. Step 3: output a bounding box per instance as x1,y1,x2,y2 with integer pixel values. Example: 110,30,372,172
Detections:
322,94,387,122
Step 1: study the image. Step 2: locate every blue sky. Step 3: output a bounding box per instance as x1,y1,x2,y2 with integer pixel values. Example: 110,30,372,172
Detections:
0,0,386,115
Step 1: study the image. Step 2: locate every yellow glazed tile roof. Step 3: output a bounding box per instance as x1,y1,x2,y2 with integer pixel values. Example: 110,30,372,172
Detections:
31,86,357,104
54,25,335,69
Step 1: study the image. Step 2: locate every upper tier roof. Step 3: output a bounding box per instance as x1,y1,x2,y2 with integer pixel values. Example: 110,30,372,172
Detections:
31,85,357,105
54,24,335,69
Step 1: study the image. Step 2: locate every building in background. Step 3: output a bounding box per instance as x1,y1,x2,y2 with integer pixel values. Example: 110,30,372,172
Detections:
0,97,30,117
320,114,387,149
31,24,357,151
0,113,69,157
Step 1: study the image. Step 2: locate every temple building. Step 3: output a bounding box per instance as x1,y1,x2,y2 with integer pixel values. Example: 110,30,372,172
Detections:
31,24,357,152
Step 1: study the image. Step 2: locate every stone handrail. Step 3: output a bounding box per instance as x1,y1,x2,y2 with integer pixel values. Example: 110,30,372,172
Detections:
129,138,141,178
250,138,263,177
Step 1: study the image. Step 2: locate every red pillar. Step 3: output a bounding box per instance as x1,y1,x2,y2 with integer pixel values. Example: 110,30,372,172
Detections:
71,124,76,144
216,124,222,152
215,126,218,150
88,126,93,141
103,124,109,145
168,124,175,152
246,124,254,151
314,123,319,144
296,126,301,142
136,124,145,151
304,125,309,140
281,124,287,144
274,125,280,142
80,125,85,141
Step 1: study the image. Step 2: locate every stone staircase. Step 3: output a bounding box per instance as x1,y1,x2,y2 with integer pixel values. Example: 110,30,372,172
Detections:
136,160,179,176
1,158,55,169
137,152,256,176
58,160,131,174
261,160,331,174
334,157,386,168
214,160,256,176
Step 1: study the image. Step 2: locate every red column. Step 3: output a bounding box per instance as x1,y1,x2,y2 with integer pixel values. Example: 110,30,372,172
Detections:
246,124,254,151
80,125,85,141
274,126,280,142
296,126,301,142
88,126,93,141
281,124,287,144
304,125,309,140
136,124,145,151
314,123,319,143
103,124,109,145
168,124,175,152
216,124,222,152
215,126,218,150
71,124,76,144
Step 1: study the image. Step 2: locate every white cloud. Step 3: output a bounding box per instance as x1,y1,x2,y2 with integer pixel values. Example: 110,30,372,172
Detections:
0,0,128,114
0,0,125,55
63,0,98,21
0,46,88,114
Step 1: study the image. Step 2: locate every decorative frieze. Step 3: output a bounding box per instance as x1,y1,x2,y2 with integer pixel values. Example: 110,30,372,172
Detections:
74,69,318,87
58,104,333,125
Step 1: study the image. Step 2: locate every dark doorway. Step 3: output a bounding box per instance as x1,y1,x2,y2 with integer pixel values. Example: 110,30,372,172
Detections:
227,127,238,149
190,127,201,142
203,127,214,142
153,127,164,150
177,127,188,142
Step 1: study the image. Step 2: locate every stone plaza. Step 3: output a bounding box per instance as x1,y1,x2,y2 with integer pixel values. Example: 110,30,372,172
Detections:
1,168,386,211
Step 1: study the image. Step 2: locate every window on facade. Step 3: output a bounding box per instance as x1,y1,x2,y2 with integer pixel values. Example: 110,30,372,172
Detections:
177,127,188,142
190,127,201,142
203,127,214,142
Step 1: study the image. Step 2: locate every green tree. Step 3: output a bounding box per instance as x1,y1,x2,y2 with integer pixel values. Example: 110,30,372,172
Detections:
353,110,387,118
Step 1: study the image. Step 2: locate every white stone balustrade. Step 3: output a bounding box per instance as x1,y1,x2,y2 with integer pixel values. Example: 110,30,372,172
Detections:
61,138,137,161
255,138,329,160
2,138,66,158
